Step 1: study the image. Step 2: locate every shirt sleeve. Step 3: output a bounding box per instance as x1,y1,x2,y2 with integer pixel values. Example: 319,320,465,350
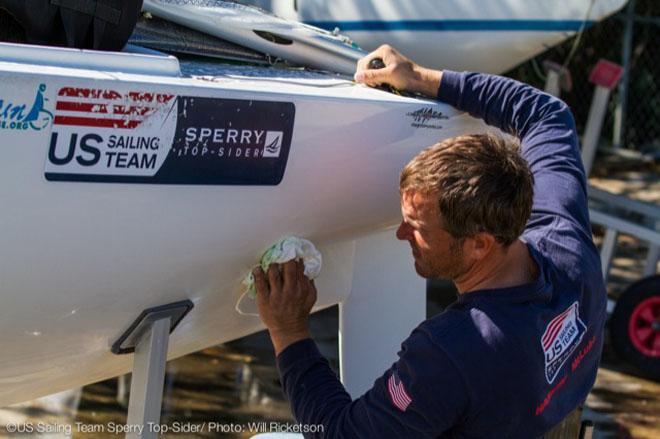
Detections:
277,331,468,438
437,71,592,239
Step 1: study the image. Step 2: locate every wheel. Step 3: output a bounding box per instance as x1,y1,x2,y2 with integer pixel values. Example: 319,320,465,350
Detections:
610,275,660,380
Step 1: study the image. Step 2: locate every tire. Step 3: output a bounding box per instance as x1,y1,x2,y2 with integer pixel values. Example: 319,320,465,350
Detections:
610,275,660,380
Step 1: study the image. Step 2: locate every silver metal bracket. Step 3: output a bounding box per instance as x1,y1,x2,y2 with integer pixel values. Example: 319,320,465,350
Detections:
112,300,194,438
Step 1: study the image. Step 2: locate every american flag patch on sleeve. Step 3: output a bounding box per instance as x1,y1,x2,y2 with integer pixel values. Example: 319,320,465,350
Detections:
387,371,412,412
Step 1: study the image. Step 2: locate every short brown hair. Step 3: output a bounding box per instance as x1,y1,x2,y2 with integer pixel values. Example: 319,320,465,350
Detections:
399,133,533,247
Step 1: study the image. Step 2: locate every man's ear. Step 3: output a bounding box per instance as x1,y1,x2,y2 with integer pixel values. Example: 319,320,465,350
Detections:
464,233,497,260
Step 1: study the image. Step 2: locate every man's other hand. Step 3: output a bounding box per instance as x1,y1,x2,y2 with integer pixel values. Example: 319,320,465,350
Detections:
253,260,317,355
354,44,443,98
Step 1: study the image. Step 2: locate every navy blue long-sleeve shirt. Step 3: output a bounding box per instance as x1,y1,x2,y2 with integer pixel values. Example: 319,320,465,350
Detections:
276,71,607,438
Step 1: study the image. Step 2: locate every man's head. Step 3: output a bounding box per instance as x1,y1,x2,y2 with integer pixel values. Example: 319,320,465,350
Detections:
396,133,534,280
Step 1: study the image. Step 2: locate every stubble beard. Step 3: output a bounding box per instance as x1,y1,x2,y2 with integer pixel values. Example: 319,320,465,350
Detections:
414,239,466,280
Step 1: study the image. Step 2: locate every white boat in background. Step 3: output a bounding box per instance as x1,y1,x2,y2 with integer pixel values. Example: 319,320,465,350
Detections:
243,0,627,73
0,0,624,409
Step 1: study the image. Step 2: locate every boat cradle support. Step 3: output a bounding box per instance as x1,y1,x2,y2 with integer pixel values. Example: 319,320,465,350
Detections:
338,229,427,398
111,300,194,439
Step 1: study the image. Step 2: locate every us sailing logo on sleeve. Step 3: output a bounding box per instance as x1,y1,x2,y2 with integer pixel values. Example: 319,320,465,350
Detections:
541,301,586,384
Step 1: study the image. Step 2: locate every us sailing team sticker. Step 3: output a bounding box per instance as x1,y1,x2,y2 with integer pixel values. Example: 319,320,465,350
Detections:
541,301,586,384
44,87,295,185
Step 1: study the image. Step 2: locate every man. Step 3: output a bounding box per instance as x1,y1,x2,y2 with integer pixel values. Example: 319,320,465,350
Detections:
253,45,606,438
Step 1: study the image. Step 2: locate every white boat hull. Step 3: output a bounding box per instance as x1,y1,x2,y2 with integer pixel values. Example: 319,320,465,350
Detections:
0,45,485,406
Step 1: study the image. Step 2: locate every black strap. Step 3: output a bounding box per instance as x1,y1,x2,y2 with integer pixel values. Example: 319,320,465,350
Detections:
50,0,121,25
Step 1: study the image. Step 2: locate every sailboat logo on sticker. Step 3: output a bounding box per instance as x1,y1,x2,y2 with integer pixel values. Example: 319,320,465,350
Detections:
263,131,283,157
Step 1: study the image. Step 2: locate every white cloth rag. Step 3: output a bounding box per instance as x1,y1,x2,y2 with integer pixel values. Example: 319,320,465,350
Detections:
242,236,322,299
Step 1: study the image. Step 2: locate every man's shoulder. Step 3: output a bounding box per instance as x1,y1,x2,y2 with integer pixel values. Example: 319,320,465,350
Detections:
524,214,601,282
416,306,492,353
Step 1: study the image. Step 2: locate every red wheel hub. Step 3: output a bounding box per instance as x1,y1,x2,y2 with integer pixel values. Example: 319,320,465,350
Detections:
628,296,660,357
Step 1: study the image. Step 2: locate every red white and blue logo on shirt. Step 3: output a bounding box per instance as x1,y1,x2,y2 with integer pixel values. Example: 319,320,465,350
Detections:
387,370,412,412
541,301,587,384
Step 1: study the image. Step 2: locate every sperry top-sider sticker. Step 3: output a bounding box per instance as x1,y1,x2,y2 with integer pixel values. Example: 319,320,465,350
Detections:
541,301,586,384
45,88,295,185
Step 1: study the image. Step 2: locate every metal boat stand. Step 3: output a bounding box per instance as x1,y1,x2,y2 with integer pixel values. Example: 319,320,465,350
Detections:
111,300,194,439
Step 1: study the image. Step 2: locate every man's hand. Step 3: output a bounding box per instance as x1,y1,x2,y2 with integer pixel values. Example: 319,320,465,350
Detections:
354,44,443,98
253,260,317,356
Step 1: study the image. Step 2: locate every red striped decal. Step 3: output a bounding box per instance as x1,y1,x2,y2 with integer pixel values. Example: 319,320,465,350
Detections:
58,88,122,100
54,116,141,129
57,88,174,104
126,92,174,103
55,101,154,116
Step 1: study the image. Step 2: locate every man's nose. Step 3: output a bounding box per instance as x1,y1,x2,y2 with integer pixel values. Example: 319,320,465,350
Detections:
396,221,410,241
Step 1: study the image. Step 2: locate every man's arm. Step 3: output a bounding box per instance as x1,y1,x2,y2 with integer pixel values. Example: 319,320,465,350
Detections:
254,261,468,438
436,71,592,238
355,46,592,238
276,325,469,438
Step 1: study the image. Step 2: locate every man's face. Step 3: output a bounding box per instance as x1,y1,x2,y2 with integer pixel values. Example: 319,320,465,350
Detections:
396,190,467,280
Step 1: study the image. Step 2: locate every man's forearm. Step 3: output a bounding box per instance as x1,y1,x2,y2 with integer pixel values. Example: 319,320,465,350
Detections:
269,327,312,356
411,66,443,98
435,71,574,143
